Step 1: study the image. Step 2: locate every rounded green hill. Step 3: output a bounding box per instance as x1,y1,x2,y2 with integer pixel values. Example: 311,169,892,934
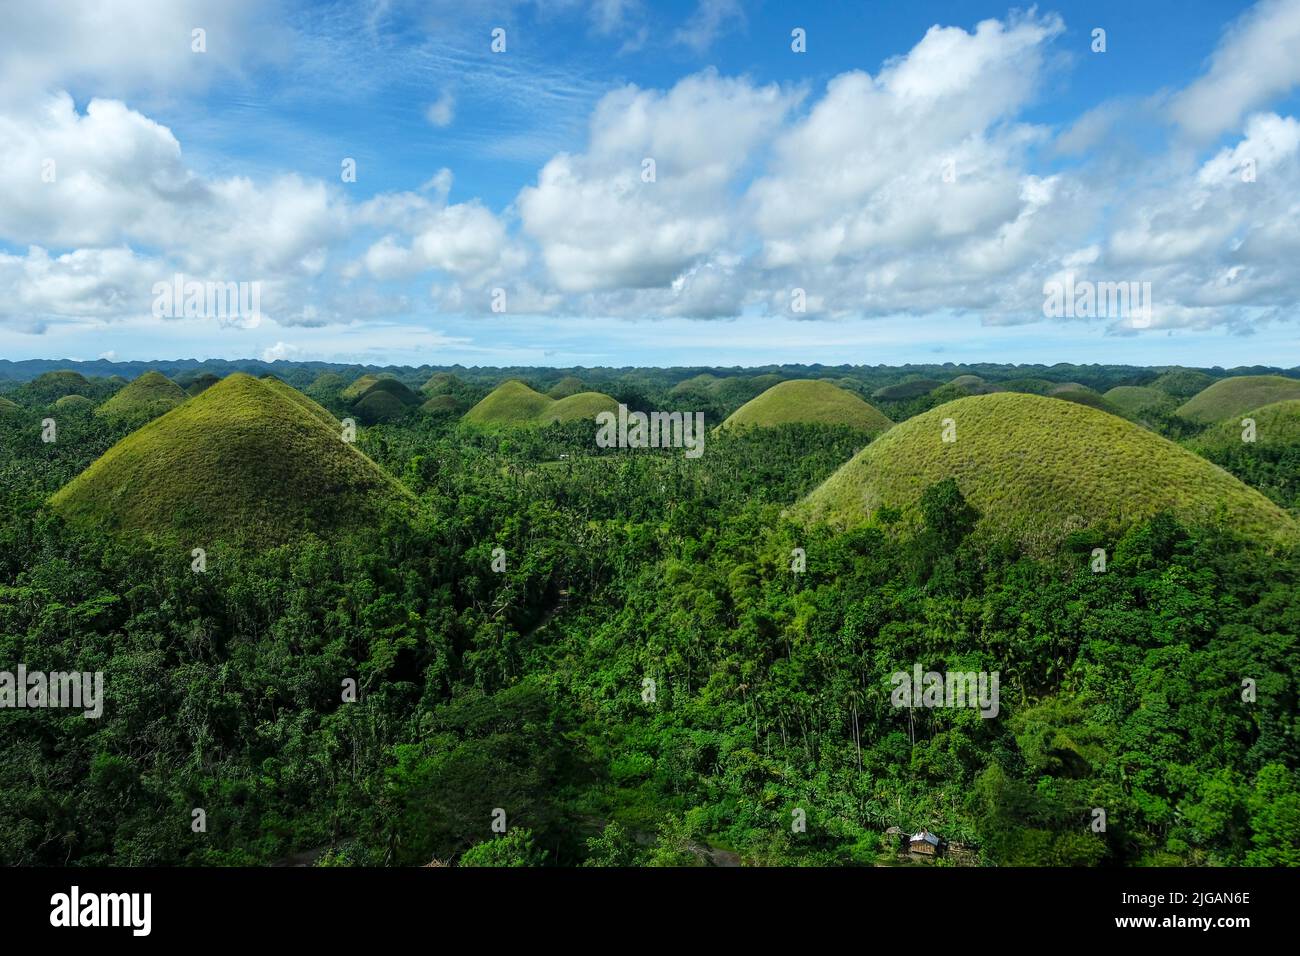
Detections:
32,369,91,392
797,392,1295,548
50,373,412,545
538,391,620,424
1103,386,1178,422
0,396,22,420
341,373,395,402
1177,375,1300,425
872,379,944,401
463,380,556,426
353,389,410,424
1193,399,1300,451
53,394,96,412
1151,370,1217,399
97,371,186,422
422,372,464,394
546,376,587,399
356,377,420,406
721,380,892,432
421,394,462,415
1188,399,1300,506
26,370,94,404
184,372,222,396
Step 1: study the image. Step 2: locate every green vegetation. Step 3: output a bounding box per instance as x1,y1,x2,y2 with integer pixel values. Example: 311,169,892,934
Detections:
422,372,463,394
948,374,988,394
53,394,96,412
1152,369,1218,399
1103,385,1178,423
547,376,588,399
0,396,22,419
464,380,618,427
29,369,91,397
50,373,413,545
341,373,396,402
2,361,1298,870
421,394,463,415
183,372,223,396
1046,384,1123,416
798,392,1295,549
1177,375,1300,425
307,372,351,404
96,371,186,423
872,378,944,400
1189,399,1300,508
721,379,892,432
539,391,620,424
353,389,411,424
464,380,556,425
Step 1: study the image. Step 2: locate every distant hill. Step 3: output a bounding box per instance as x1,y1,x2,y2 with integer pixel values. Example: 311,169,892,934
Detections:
97,371,186,423
183,372,222,396
353,389,409,424
24,370,96,405
947,374,988,394
51,373,412,546
1103,386,1178,423
1152,370,1218,399
341,373,397,402
1046,383,1124,416
872,379,944,401
1188,399,1300,507
53,394,95,412
422,372,464,395
721,380,892,432
1177,375,1300,425
546,376,588,399
463,380,555,426
797,393,1295,549
421,394,463,415
538,392,620,424
0,396,22,419
460,380,617,428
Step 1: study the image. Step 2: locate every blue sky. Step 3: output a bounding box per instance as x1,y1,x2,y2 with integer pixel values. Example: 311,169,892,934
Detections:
2,0,1299,367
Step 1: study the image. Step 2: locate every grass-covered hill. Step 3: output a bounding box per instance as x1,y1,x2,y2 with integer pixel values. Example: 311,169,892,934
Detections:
422,372,463,394
353,390,410,424
1151,369,1218,399
0,396,22,419
1103,385,1178,422
1045,383,1124,416
1188,399,1300,508
262,375,339,428
1177,375,1300,425
340,373,399,402
871,378,944,401
720,380,892,432
53,394,96,412
96,370,186,422
546,375,587,399
183,372,222,396
671,373,720,395
797,392,1296,548
29,369,92,397
307,372,351,404
463,380,555,425
50,373,413,545
537,391,620,424
947,374,988,394
421,394,463,415
463,380,619,427
348,378,421,424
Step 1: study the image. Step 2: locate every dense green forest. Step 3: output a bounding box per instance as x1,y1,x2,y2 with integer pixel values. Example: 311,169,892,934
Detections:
1,363,1298,867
